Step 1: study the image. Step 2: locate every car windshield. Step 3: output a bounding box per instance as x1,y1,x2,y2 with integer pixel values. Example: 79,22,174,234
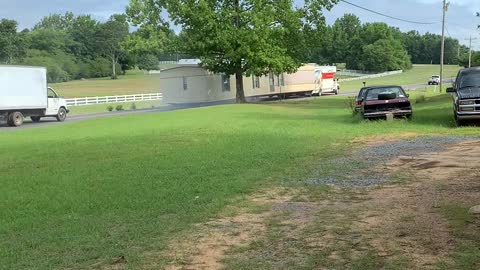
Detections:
365,87,405,100
432,76,439,79
459,72,480,89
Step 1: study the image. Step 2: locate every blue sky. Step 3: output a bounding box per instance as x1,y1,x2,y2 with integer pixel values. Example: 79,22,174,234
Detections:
0,0,478,49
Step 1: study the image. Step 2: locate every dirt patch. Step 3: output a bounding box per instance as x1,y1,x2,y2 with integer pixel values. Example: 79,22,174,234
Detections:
356,140,480,268
154,138,480,270
162,187,298,270
350,132,418,147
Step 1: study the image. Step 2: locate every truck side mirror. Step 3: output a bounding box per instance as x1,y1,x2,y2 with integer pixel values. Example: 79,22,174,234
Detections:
446,87,455,93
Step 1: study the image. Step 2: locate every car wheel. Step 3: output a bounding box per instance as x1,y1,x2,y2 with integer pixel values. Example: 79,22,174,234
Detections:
56,108,67,122
455,114,465,127
31,116,41,122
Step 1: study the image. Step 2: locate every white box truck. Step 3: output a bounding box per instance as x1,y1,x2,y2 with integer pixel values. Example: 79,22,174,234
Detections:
0,65,69,127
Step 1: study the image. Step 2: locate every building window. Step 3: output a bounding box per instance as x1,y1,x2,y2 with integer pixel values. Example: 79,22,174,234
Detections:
269,73,275,86
182,77,188,91
252,76,261,89
221,74,231,92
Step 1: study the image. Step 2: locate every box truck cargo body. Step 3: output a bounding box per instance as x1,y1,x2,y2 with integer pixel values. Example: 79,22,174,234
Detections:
0,65,69,127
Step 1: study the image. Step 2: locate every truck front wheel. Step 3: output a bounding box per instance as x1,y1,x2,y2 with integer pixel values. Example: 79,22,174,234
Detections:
7,112,24,127
56,108,67,122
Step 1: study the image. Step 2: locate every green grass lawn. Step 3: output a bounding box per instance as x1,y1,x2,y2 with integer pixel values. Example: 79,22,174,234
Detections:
51,69,161,98
1,93,478,269
340,65,461,90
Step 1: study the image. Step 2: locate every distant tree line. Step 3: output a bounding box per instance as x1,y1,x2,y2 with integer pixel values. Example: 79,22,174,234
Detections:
303,14,472,72
0,13,167,83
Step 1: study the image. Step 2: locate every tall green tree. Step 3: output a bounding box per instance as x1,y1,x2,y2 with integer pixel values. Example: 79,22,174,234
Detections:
34,12,75,31
362,39,411,72
127,0,338,103
68,15,100,60
96,14,130,79
330,14,361,64
0,19,26,64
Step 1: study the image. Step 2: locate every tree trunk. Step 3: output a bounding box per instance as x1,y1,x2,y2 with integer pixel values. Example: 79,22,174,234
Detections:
235,70,246,103
111,54,117,80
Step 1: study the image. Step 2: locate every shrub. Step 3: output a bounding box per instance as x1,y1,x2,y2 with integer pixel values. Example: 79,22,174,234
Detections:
130,103,137,110
345,96,357,115
107,105,114,112
115,105,124,111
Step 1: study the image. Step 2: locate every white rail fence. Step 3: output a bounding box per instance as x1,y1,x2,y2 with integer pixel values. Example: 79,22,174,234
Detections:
66,93,163,107
338,70,403,83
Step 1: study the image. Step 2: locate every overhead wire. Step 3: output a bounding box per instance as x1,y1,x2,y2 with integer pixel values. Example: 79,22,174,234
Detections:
339,0,439,25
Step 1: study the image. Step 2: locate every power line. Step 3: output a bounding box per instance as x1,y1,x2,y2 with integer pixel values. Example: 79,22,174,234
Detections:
340,0,439,25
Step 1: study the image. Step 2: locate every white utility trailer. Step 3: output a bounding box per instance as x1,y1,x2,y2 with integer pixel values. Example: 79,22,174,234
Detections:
0,65,69,127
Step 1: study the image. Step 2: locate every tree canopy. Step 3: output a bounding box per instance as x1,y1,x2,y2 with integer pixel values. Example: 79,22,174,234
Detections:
127,0,338,102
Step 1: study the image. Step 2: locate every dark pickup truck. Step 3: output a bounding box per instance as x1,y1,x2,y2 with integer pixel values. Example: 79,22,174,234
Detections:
447,67,480,126
358,86,412,119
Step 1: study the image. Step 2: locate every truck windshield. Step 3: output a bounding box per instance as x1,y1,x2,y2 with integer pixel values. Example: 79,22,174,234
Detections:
459,72,480,89
366,87,405,100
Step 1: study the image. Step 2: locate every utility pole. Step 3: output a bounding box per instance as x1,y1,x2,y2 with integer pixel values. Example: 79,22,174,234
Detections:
467,36,478,68
440,0,448,92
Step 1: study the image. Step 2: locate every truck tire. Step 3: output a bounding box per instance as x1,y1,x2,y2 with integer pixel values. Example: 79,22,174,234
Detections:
31,116,41,122
455,115,465,127
7,112,24,127
56,108,67,122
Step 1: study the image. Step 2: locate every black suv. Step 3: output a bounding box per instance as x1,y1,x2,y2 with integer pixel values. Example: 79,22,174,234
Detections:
447,67,480,126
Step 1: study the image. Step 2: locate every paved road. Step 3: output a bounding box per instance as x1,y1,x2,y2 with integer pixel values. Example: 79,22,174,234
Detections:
1,80,453,130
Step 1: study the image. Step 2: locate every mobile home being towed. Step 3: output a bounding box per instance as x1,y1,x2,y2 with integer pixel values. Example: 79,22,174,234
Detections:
160,63,338,104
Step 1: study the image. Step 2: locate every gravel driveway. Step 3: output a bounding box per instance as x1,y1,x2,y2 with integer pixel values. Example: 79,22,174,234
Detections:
303,136,474,188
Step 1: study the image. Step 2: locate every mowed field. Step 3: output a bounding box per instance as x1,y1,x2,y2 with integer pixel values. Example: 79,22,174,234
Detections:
340,64,461,90
51,70,161,98
1,88,479,269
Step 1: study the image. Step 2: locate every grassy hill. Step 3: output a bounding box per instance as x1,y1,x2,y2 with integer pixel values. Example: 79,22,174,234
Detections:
340,65,461,90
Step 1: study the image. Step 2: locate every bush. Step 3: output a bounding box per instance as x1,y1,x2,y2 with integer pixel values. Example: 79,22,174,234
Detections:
345,96,357,115
130,103,137,110
107,105,114,112
115,105,124,111
88,57,112,78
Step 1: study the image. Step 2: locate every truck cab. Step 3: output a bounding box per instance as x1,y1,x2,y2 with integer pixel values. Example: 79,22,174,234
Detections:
447,67,480,126
42,87,69,121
